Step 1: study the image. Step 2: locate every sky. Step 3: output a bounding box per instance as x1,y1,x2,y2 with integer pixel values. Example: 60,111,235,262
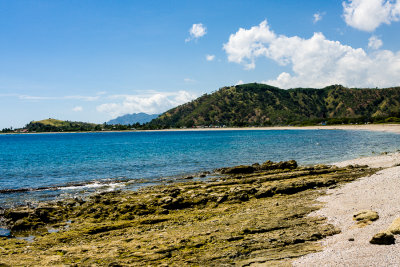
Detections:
1,0,400,129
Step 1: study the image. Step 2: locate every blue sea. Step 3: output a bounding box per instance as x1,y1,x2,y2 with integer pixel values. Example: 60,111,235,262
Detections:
1,129,400,207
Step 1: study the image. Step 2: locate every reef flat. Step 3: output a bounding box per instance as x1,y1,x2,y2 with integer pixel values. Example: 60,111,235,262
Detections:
0,161,377,266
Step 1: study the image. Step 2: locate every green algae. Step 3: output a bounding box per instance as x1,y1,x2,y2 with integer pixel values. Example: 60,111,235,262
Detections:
0,162,377,266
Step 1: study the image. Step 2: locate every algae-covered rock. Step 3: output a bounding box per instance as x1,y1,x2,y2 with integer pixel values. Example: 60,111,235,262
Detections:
0,161,379,266
353,210,379,227
370,232,395,245
260,160,297,170
4,208,34,221
386,217,400,235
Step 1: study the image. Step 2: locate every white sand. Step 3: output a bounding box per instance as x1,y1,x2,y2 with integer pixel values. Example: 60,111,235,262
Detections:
139,124,400,134
293,153,400,266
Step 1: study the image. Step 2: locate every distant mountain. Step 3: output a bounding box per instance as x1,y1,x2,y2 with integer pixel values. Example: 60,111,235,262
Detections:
108,113,159,125
149,83,400,127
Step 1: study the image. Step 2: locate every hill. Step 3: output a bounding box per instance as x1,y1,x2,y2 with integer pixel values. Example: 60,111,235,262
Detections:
149,84,400,128
108,113,159,125
26,119,102,132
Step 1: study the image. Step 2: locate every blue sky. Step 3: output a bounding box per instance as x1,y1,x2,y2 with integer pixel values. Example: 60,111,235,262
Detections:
1,0,400,128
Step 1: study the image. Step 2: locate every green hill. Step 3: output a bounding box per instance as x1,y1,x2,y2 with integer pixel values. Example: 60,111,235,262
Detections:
149,83,400,127
26,119,102,132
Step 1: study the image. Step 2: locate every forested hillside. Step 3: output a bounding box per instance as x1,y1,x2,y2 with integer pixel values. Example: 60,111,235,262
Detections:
149,84,400,127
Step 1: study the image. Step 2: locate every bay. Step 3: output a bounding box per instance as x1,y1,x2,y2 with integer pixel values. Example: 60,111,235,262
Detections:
0,129,399,206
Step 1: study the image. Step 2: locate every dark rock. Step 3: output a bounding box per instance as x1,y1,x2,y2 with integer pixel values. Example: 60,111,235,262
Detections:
254,187,273,198
370,232,395,245
4,208,34,221
222,165,255,174
10,218,44,231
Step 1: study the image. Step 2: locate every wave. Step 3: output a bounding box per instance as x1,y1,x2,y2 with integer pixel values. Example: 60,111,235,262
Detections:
0,179,131,194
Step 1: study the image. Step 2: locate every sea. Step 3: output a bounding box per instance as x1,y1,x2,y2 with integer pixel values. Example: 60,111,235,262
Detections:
1,129,400,207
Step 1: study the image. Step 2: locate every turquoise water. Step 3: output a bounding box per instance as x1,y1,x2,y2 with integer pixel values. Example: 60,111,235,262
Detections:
0,129,399,207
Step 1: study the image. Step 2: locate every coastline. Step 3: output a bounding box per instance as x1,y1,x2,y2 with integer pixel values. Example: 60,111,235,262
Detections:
143,124,400,134
0,159,378,265
0,128,399,265
2,123,400,135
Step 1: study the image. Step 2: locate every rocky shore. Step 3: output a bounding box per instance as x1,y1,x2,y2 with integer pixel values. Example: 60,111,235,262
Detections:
0,160,377,266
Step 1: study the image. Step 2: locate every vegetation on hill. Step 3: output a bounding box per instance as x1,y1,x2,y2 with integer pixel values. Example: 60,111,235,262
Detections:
149,84,400,128
22,119,145,132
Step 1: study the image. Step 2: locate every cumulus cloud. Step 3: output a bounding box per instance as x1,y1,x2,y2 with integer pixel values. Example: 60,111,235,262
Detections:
185,23,207,42
223,20,400,88
206,54,215,61
96,91,197,118
223,20,276,70
342,0,400,31
368,35,383,49
236,80,244,85
72,106,83,112
313,12,325,23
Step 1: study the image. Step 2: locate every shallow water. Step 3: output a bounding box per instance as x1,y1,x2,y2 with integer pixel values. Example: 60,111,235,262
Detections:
1,129,399,206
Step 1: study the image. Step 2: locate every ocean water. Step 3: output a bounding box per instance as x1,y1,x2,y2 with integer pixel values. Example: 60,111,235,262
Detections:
1,129,399,207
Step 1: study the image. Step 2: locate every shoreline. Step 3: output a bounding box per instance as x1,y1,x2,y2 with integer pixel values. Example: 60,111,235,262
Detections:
294,152,400,266
2,123,400,135
0,160,377,265
1,128,399,265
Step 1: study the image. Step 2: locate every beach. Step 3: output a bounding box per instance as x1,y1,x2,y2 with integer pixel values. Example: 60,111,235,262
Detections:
141,123,400,134
293,153,400,266
0,126,399,265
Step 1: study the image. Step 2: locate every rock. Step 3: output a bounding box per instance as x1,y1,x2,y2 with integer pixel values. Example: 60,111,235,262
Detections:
222,165,255,174
10,218,43,231
386,217,400,235
4,208,34,221
254,187,273,198
260,160,297,171
353,210,379,226
370,232,395,245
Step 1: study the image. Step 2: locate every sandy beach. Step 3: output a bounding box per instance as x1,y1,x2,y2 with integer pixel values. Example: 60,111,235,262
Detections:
138,123,400,134
293,152,400,266
3,123,400,135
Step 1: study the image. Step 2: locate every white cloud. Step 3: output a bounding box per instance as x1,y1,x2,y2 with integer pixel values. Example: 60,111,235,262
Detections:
206,54,215,61
185,23,207,42
224,20,400,88
184,78,196,83
96,91,197,118
368,35,383,49
72,106,83,112
236,80,244,85
223,20,276,70
342,0,400,31
313,12,325,23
